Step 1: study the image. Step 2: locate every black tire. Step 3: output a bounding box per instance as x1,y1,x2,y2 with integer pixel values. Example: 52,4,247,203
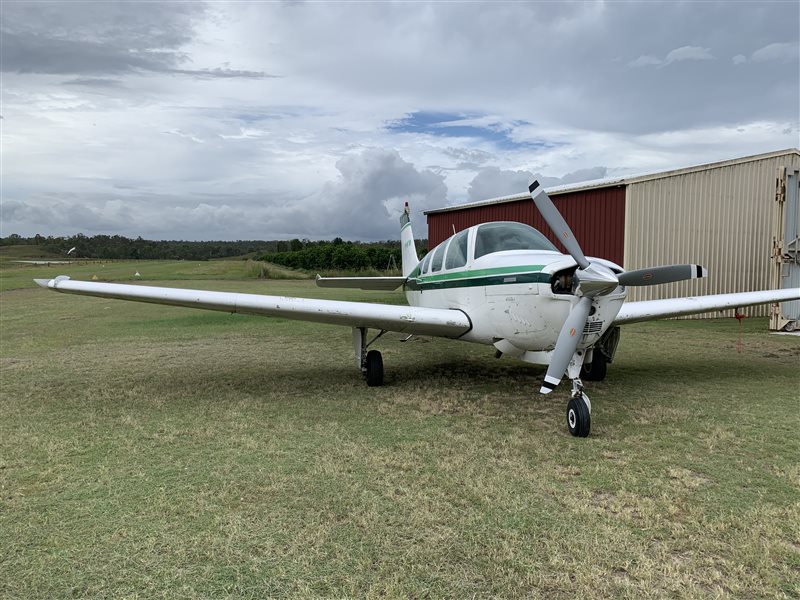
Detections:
581,352,608,381
566,396,591,437
365,350,384,387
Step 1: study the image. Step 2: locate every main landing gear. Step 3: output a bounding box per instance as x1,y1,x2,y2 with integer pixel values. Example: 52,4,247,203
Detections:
364,350,384,387
567,378,591,437
353,327,385,387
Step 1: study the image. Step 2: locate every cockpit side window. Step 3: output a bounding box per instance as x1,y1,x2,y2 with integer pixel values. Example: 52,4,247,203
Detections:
444,229,469,270
430,241,447,272
420,250,433,274
474,222,558,259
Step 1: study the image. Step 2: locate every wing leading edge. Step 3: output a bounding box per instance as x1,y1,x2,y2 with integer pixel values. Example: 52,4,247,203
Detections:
35,277,471,338
613,288,800,325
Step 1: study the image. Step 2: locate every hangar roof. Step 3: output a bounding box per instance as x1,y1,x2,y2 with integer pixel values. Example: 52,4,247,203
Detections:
424,148,800,215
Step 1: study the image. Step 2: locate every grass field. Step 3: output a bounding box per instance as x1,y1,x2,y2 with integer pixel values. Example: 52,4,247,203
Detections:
1,260,799,598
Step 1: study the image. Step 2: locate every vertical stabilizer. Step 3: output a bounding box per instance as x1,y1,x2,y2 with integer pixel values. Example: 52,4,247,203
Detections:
400,202,419,278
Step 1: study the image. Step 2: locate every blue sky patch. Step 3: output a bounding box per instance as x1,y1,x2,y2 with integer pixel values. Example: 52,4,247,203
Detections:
386,111,551,150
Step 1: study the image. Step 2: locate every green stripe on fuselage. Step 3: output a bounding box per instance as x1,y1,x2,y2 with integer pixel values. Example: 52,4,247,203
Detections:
405,265,550,291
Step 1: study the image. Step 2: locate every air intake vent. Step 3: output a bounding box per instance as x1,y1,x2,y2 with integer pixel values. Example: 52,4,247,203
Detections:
583,321,603,338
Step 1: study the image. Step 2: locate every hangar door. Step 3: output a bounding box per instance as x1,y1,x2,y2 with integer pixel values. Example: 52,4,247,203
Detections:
770,166,800,331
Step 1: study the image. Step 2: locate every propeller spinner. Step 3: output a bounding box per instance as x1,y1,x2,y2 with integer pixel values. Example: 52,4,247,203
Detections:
528,180,707,394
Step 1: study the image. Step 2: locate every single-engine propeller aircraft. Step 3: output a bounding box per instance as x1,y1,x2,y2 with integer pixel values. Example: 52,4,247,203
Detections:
36,182,800,437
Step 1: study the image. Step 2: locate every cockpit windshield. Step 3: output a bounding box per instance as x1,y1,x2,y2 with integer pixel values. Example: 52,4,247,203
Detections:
474,222,558,259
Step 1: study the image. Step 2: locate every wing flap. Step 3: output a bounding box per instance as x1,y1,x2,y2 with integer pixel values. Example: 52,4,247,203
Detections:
315,274,405,290
614,288,800,325
39,277,471,338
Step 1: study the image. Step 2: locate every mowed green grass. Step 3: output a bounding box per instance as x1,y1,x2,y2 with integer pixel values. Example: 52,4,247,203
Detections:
0,258,256,293
1,261,799,598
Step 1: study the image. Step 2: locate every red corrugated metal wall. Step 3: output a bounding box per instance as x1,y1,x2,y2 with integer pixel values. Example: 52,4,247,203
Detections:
426,186,626,265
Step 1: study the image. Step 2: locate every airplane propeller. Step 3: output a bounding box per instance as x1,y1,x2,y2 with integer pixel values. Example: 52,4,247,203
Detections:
528,180,707,394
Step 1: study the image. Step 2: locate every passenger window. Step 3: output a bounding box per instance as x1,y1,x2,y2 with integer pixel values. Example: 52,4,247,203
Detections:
445,229,469,270
430,242,447,272
420,251,432,274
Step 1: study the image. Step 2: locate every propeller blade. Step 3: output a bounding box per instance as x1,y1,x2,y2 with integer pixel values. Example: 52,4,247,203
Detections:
529,180,590,270
618,264,708,287
540,296,593,394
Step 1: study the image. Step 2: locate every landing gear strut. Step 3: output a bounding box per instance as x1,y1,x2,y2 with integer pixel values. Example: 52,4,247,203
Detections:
566,379,591,437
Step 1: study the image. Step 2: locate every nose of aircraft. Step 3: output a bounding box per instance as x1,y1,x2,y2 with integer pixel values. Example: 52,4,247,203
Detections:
573,263,620,297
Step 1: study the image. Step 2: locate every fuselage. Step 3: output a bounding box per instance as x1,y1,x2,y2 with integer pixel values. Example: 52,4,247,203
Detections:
402,222,626,354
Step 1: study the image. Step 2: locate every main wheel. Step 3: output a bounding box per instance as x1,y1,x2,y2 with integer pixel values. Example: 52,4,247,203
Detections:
566,395,591,437
580,352,607,381
365,350,384,387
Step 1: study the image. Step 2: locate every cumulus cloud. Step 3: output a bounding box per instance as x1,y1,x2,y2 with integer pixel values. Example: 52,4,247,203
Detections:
629,45,715,68
730,41,798,65
1,198,134,235
628,55,663,68
467,166,608,202
663,45,715,65
2,149,447,241
751,41,799,62
301,148,448,239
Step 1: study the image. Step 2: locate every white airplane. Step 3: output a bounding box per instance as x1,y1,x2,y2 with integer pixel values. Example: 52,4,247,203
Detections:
36,182,800,437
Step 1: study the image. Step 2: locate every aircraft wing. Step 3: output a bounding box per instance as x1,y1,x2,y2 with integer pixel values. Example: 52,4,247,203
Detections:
315,274,406,290
614,288,800,325
34,277,471,338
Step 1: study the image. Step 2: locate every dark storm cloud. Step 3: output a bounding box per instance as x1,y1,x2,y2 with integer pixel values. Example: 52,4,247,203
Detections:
169,67,274,80
1,31,171,74
61,77,125,89
442,147,495,170
0,1,268,78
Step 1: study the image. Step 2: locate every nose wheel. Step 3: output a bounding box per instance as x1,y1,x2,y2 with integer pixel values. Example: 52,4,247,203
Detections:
566,379,591,437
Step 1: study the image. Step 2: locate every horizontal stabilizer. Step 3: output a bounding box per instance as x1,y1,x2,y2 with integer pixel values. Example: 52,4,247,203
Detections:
315,274,405,291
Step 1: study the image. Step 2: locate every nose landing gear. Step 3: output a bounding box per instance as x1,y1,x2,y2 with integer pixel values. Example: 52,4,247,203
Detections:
566,379,591,437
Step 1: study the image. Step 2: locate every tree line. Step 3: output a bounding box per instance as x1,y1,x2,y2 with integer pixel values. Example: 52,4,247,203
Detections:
2,234,428,269
260,238,413,272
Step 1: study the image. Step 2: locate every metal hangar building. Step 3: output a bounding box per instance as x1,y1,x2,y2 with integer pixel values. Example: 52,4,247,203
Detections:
424,149,800,325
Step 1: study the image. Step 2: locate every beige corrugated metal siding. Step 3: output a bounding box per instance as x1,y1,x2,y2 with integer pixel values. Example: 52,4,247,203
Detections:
623,150,800,317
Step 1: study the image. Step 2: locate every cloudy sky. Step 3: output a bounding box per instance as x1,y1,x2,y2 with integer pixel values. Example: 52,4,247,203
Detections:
2,1,798,241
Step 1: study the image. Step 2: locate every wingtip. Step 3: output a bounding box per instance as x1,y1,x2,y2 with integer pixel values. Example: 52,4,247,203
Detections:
34,275,70,289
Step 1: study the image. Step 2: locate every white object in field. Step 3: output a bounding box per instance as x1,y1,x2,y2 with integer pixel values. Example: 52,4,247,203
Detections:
67,247,76,255
134,272,141,277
